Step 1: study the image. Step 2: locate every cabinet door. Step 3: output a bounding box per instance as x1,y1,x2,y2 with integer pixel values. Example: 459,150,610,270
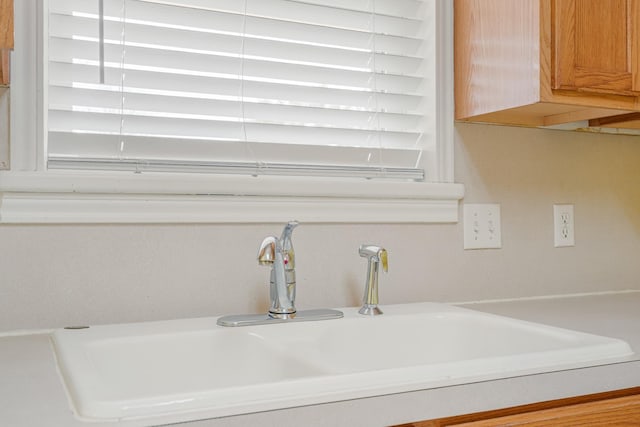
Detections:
394,389,640,427
447,394,640,426
552,0,640,95
0,0,12,85
0,0,12,50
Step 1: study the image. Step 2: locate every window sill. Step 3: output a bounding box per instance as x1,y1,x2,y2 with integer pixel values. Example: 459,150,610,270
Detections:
0,171,464,224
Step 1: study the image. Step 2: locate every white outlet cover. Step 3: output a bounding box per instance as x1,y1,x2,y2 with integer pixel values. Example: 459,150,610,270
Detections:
464,204,502,250
553,204,575,247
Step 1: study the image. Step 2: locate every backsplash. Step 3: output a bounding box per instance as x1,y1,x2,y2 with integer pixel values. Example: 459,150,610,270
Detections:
1,123,639,332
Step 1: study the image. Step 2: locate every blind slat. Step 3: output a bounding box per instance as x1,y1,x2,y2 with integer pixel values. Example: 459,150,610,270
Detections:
48,132,424,167
289,0,424,19
48,127,426,178
49,62,424,113
49,37,424,93
50,0,423,39
137,0,424,20
47,156,425,180
50,3,425,56
49,110,423,148
49,86,423,133
50,14,425,76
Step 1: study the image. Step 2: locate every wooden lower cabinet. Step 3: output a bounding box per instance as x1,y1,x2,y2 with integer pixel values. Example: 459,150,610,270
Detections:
395,387,640,427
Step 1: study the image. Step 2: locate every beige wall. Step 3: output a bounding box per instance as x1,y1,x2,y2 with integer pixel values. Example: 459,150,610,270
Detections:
1,123,639,332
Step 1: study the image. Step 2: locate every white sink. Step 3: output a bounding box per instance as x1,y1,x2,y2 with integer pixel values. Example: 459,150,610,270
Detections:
52,303,634,422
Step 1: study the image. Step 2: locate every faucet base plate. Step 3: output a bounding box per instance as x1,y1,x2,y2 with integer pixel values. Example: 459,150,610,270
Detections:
217,309,343,327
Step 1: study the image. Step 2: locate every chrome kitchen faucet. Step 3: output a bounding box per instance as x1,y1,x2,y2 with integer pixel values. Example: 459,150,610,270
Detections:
217,221,343,327
258,220,299,319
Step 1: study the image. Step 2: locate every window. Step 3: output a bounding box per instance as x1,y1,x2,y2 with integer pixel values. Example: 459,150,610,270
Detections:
0,0,462,223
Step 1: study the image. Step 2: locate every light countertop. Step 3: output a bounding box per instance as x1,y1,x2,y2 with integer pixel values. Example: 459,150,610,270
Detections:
1,291,639,427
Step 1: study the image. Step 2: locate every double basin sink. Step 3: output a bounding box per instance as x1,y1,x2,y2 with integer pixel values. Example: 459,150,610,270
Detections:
52,302,634,422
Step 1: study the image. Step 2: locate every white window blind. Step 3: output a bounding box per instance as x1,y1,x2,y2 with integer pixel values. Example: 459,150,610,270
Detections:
46,0,434,181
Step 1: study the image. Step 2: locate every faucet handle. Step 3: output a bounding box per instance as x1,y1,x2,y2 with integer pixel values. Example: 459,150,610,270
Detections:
358,244,388,316
280,221,299,241
280,220,299,269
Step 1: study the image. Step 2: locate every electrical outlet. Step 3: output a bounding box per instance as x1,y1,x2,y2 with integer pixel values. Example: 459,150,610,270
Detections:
553,204,575,247
463,204,502,250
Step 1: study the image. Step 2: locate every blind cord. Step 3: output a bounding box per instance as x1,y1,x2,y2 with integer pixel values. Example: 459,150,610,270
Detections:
239,0,263,176
369,0,386,177
117,0,128,163
98,0,105,84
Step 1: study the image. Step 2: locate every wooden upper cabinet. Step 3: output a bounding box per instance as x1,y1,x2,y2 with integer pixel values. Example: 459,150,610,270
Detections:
553,0,640,96
0,0,13,86
0,0,12,50
455,0,640,127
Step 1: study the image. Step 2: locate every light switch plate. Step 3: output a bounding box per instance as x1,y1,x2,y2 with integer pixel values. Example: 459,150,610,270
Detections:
464,203,502,250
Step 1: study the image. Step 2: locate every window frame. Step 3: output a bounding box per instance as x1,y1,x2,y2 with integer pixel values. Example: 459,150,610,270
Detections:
0,0,463,224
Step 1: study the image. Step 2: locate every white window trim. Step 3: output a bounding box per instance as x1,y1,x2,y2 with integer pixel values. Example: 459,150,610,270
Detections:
0,0,463,224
